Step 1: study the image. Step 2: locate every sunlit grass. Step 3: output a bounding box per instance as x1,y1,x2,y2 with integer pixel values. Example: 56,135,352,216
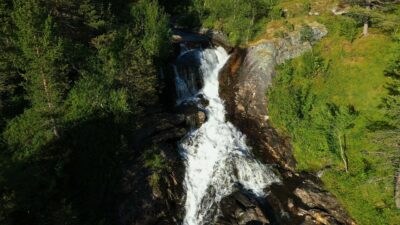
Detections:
267,8,399,224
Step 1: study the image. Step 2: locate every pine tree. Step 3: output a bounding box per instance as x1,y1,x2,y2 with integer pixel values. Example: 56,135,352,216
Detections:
5,0,69,152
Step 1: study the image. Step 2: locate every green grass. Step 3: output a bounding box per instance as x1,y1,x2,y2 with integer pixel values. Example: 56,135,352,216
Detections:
267,12,400,225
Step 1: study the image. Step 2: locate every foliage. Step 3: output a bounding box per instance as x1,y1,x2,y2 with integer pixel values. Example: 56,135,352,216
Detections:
268,13,400,224
190,0,279,45
0,0,172,224
0,0,25,129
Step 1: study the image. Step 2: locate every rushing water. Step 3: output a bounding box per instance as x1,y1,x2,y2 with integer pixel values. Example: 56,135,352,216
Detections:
175,46,280,225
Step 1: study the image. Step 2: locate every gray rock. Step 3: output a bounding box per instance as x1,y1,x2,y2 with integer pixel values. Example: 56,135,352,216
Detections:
217,189,270,225
236,22,327,129
294,180,357,225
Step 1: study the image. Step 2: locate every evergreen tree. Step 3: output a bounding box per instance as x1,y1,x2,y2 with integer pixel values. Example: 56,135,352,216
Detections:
6,0,69,152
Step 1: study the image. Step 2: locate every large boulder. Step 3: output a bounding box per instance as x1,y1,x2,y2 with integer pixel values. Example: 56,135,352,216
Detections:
216,187,271,225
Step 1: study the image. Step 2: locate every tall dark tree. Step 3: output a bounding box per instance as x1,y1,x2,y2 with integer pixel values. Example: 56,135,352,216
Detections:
4,0,70,154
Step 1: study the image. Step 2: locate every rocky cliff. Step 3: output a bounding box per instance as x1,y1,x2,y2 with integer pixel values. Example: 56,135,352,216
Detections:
219,22,357,225
220,22,327,170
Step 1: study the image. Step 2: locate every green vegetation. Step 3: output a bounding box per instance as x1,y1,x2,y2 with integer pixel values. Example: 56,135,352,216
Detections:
177,0,279,45
267,4,400,224
0,0,171,224
0,0,399,224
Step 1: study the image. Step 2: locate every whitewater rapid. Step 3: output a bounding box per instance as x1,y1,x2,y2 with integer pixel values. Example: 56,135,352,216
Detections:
175,46,279,225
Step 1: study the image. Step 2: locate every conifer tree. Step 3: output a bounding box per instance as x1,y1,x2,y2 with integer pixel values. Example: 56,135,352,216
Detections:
6,0,69,151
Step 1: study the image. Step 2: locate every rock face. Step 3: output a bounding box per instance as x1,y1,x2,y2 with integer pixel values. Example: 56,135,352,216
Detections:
220,22,327,170
219,22,356,225
235,22,326,128
293,179,356,225
216,187,271,225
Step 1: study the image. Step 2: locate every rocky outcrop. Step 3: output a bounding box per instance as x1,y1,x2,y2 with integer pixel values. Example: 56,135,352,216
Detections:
236,22,326,128
220,22,327,170
293,179,356,225
219,22,356,225
216,187,271,225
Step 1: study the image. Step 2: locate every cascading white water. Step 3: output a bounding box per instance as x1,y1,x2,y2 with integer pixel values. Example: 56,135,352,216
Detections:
175,46,280,225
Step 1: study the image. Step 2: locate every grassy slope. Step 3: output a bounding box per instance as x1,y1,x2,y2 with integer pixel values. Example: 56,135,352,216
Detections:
260,1,400,224
314,32,399,225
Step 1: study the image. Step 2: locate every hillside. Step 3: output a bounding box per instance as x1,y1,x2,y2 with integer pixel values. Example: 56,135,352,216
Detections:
265,1,400,224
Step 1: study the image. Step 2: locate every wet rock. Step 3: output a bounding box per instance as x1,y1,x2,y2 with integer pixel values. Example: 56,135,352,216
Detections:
172,29,210,45
198,28,233,52
176,102,208,128
197,111,206,124
197,94,210,108
185,110,206,129
217,188,270,225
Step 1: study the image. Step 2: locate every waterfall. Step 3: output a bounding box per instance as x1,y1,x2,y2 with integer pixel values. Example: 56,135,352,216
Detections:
175,46,280,225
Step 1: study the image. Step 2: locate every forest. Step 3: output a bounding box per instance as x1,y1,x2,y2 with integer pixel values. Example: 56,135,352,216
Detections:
0,0,399,225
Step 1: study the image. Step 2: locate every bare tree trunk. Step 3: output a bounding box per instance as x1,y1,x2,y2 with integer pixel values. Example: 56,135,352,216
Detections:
363,21,369,36
36,47,60,138
395,170,400,208
363,4,371,36
338,132,349,173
